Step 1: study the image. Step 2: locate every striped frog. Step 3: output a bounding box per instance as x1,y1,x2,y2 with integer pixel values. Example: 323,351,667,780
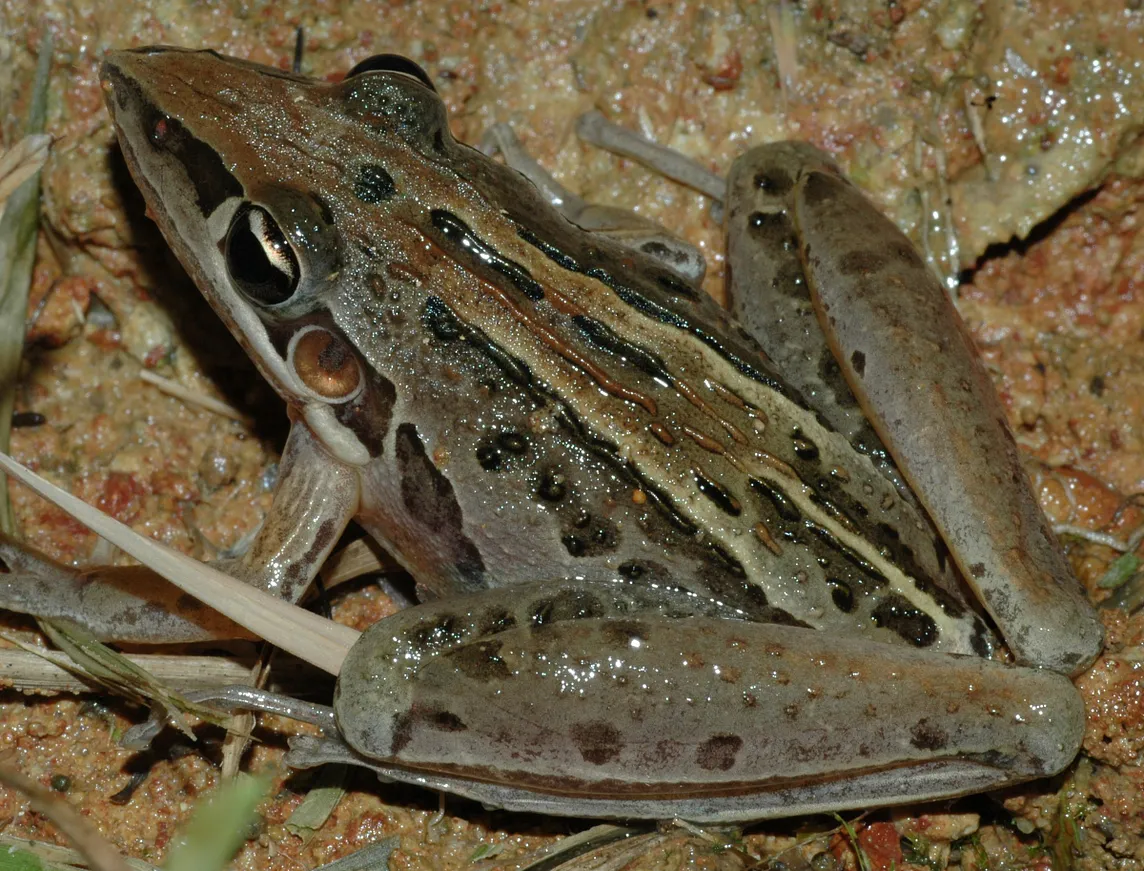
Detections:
0,46,1103,822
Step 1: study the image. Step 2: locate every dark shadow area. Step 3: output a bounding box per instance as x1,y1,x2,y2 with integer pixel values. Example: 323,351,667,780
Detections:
958,184,1104,286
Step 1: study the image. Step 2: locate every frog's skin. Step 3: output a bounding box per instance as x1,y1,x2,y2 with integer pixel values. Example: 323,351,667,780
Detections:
0,46,1103,823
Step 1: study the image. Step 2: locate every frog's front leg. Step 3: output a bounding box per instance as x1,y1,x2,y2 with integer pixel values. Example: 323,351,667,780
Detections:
0,422,360,642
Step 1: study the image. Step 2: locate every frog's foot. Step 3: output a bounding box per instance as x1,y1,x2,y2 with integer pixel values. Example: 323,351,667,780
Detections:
481,122,706,283
122,685,337,750
0,533,254,643
575,110,726,202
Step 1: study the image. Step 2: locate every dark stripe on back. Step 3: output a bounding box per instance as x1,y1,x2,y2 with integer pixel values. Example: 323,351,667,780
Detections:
432,210,544,300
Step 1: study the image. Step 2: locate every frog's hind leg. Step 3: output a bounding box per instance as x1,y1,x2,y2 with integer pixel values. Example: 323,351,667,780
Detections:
0,535,256,642
482,123,706,283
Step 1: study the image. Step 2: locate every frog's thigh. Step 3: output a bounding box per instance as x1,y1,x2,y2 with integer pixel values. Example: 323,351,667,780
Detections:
776,155,1102,675
334,587,1083,823
0,423,360,643
483,123,706,283
723,145,895,469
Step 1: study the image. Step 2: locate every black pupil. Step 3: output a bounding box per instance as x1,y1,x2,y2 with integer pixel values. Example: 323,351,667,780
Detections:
225,204,300,305
345,53,436,92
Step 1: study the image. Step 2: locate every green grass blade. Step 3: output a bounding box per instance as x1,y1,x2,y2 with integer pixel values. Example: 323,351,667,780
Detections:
0,31,53,534
162,774,271,871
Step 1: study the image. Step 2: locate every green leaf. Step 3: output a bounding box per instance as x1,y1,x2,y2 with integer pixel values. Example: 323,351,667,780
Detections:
162,773,271,871
284,764,347,843
1097,552,1140,589
0,847,49,870
37,617,228,738
0,30,52,535
310,838,398,871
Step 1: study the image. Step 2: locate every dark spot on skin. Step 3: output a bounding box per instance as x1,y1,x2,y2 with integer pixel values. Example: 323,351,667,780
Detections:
783,703,799,719
800,171,840,208
771,260,807,298
696,734,743,771
395,424,486,585
819,351,858,407
572,314,675,387
618,561,644,578
410,614,459,650
602,620,646,647
450,639,512,681
423,296,461,340
497,431,529,454
750,478,802,522
311,193,335,226
791,428,820,461
529,588,606,625
530,598,556,625
561,534,585,556
354,164,397,203
1090,375,1105,397
430,710,467,732
476,442,501,471
709,543,747,577
537,469,567,502
175,593,206,613
479,609,517,636
970,563,986,579
570,721,623,765
747,210,796,246
838,250,889,276
872,595,938,647
851,350,866,377
910,718,949,751
389,704,468,756
828,579,855,612
334,373,396,461
892,241,925,270
694,471,742,516
753,167,794,196
390,711,414,755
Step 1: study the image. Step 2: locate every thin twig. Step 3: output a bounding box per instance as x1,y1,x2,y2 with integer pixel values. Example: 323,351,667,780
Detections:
139,370,248,422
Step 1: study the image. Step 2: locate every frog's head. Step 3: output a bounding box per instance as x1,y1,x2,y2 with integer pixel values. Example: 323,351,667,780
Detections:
101,46,457,467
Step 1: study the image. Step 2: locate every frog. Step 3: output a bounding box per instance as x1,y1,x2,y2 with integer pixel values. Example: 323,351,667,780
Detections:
0,45,1103,823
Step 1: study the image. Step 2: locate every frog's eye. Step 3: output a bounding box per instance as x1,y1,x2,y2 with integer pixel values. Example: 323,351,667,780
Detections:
345,53,437,92
225,204,300,305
